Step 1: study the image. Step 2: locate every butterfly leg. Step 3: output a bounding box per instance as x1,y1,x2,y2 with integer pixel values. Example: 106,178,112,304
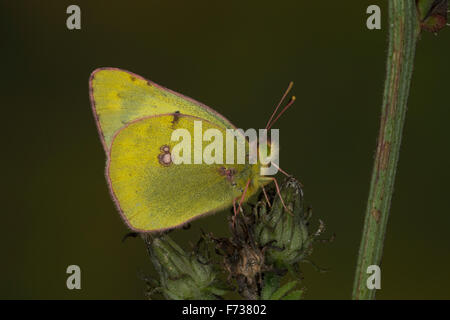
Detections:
262,185,272,208
267,177,293,216
232,198,238,227
121,232,139,243
237,178,251,214
271,162,304,187
232,179,251,227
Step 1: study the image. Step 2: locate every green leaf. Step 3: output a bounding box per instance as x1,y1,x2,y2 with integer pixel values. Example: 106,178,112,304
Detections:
269,280,299,300
281,289,304,300
260,273,280,300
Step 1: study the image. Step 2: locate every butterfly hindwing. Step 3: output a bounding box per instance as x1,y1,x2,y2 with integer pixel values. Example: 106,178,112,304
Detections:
107,114,257,232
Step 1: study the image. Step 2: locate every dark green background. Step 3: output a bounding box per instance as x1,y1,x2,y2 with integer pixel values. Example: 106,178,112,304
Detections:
1,1,449,299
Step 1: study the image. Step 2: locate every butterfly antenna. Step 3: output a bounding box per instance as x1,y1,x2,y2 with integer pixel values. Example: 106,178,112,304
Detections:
265,81,294,130
266,96,296,131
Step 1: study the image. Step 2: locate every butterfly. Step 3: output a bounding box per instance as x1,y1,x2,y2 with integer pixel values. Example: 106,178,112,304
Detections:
90,68,295,232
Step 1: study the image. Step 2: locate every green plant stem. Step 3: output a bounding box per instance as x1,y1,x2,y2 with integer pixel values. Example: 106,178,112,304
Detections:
352,1,419,300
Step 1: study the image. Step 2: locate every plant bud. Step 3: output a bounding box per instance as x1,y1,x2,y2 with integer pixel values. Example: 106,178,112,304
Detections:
146,234,227,300
254,178,312,269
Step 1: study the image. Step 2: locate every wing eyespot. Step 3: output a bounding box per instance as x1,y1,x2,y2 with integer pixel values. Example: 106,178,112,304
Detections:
158,145,172,166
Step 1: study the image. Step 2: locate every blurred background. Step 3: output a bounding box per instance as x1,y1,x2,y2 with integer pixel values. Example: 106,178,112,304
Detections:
1,0,449,299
